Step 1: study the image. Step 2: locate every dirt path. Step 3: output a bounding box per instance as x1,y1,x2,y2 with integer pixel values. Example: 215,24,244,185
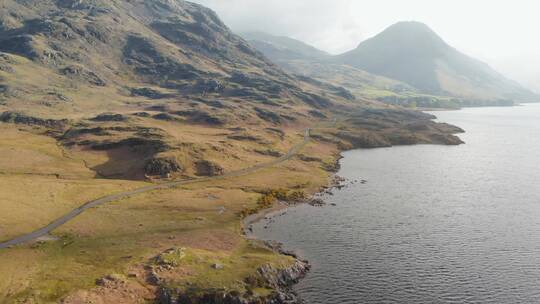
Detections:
0,127,314,249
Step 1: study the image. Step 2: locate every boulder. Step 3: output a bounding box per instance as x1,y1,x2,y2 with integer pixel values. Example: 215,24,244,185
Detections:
154,247,186,267
195,160,224,177
211,263,224,270
144,157,183,177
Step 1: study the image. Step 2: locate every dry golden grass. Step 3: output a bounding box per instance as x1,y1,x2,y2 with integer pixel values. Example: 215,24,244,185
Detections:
0,112,338,303
0,125,146,241
0,175,145,241
0,125,93,178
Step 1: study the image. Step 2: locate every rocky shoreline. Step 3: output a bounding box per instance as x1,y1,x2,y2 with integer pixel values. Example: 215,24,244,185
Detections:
156,248,310,304
235,113,465,303
237,157,351,303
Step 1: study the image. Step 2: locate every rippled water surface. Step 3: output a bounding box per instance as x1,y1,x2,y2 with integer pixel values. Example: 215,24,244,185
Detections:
253,104,540,304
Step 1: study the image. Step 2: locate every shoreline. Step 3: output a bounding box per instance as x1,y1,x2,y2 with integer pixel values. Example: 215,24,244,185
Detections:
233,105,540,303
0,108,467,302
123,108,467,303
237,105,471,302
238,158,346,303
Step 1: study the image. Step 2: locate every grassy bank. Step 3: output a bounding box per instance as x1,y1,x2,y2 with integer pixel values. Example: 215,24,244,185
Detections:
0,123,339,303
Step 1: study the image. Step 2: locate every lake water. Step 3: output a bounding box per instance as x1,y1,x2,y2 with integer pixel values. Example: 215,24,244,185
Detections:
253,104,540,304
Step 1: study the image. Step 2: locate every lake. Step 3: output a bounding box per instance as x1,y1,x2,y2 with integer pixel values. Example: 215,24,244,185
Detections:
253,104,540,304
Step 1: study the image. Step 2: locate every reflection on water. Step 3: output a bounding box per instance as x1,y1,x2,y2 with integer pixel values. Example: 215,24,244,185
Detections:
253,104,540,304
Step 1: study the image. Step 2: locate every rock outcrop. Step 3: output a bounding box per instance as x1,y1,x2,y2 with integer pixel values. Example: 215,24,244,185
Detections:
131,87,172,99
156,259,310,304
0,111,68,129
195,160,224,177
145,157,183,177
90,113,128,122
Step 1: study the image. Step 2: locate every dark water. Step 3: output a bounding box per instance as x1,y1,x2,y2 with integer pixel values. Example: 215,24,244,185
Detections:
253,104,540,304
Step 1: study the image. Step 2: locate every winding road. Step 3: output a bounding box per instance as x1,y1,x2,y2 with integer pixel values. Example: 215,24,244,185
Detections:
0,127,313,249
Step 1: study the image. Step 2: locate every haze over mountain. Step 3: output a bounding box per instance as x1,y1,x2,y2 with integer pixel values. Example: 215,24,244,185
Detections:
242,31,416,103
336,21,537,102
244,22,538,106
0,1,468,303
241,32,330,63
492,53,540,94
190,0,540,95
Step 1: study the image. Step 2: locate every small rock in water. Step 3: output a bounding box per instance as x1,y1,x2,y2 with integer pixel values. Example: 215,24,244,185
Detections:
309,198,326,207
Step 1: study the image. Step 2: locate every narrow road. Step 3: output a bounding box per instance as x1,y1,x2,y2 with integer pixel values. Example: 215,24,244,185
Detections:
0,127,313,249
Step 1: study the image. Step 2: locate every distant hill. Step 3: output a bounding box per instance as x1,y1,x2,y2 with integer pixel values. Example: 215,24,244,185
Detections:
336,21,538,102
242,31,417,103
241,31,330,63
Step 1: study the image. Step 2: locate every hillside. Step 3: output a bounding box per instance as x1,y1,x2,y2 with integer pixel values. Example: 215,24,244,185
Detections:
246,26,538,108
0,1,464,303
241,31,331,63
336,21,538,103
0,0,360,180
0,0,341,118
242,31,419,104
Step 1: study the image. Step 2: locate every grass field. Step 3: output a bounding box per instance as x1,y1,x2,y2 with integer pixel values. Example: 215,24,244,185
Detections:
0,120,339,303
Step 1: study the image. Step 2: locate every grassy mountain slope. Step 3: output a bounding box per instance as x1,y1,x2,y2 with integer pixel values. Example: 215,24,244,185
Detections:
0,0,339,117
0,1,464,302
0,0,357,180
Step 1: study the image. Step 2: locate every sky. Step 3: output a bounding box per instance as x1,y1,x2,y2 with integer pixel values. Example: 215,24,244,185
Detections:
191,0,540,92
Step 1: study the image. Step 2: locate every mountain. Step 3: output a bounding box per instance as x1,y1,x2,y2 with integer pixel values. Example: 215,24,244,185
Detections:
0,2,464,303
242,31,418,104
241,31,330,62
0,0,341,115
242,29,535,109
336,21,538,102
0,0,359,179
0,2,461,182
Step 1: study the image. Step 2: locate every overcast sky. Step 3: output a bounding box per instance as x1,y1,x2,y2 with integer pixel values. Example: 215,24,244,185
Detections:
191,0,540,92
